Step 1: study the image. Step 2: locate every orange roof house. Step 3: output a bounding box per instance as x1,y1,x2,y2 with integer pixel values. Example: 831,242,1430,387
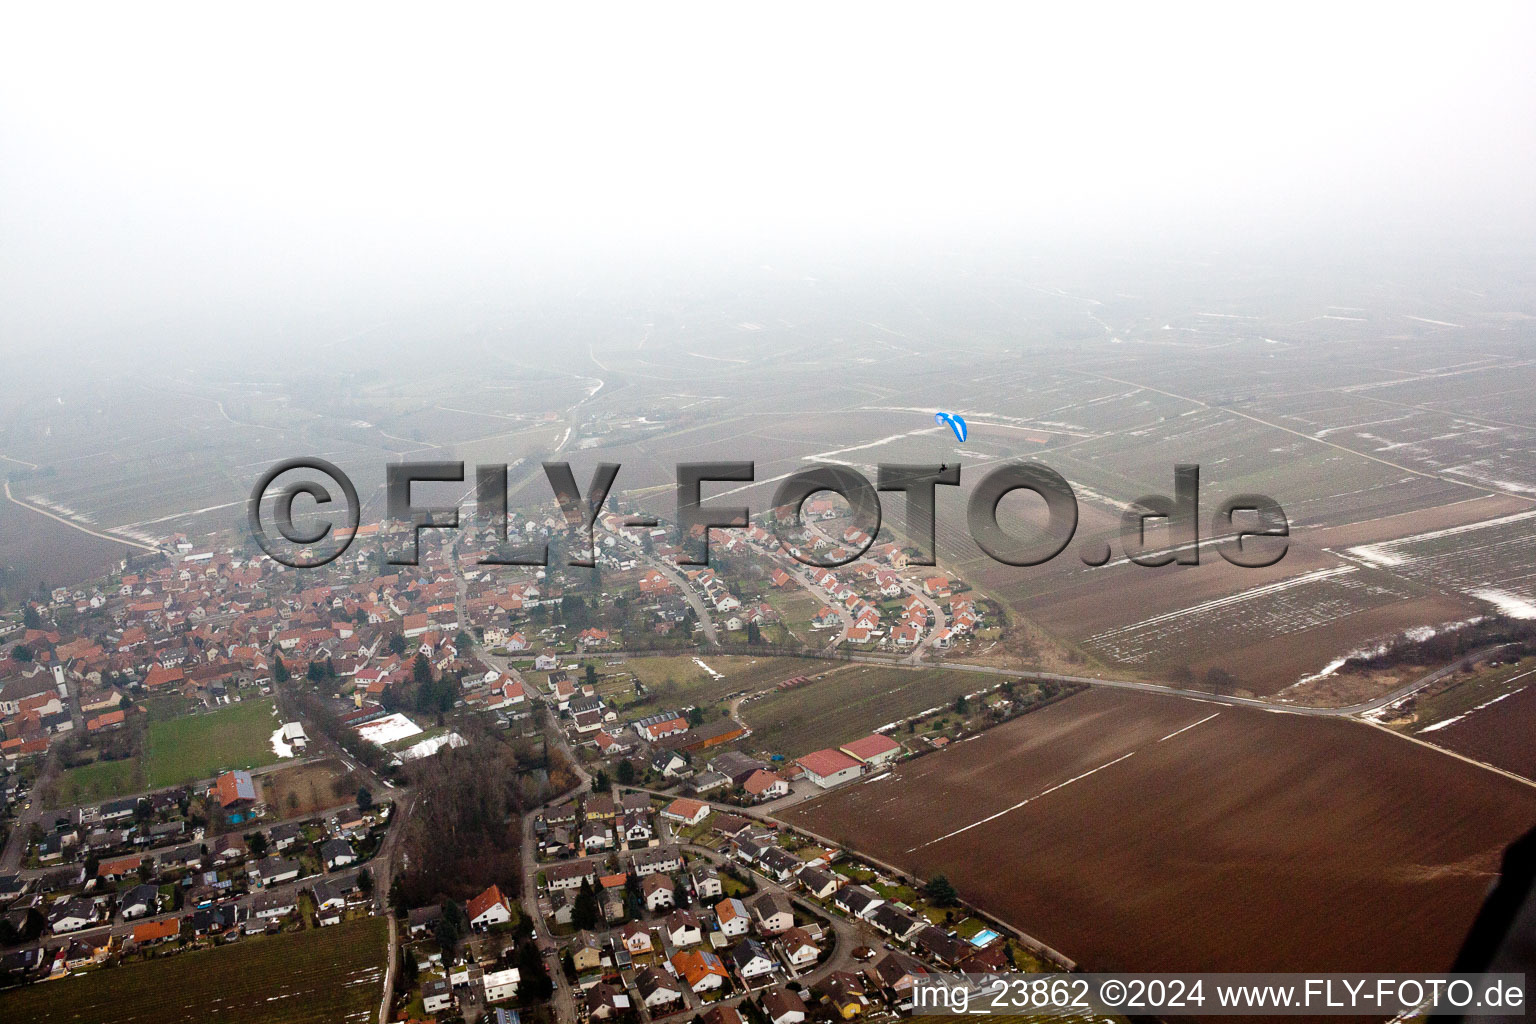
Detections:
214,770,257,809
132,917,180,945
142,665,185,688
467,884,512,927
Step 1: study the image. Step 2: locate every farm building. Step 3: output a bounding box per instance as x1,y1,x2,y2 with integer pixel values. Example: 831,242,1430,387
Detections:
839,733,901,767
795,749,862,789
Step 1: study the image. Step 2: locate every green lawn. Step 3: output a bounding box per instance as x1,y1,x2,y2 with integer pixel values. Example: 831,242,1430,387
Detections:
55,757,143,803
740,665,983,756
0,916,387,1023
146,698,282,788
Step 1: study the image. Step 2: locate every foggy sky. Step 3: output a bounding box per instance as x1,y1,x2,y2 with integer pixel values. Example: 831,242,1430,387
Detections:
3,3,1535,357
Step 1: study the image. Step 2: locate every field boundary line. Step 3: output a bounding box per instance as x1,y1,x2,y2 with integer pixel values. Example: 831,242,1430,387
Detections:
1361,719,1536,791
3,478,161,552
1077,370,1536,504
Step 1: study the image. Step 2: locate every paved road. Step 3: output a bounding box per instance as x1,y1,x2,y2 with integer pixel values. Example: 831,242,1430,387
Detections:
0,750,57,874
634,548,720,646
839,645,1519,720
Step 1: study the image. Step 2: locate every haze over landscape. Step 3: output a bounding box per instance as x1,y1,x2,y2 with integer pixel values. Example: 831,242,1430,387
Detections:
2,5,1536,1022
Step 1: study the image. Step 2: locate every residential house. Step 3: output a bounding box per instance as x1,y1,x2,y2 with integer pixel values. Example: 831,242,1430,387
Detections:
252,892,296,921
749,891,795,935
213,769,259,823
253,856,300,887
870,904,924,943
627,846,682,877
483,967,520,1003
130,916,180,947
267,822,304,851
742,769,788,802
756,847,802,883
913,925,969,967
634,966,682,1011
815,970,870,1018
468,884,513,930
716,897,750,937
319,838,356,870
779,926,821,968
581,820,614,852
50,898,98,934
661,797,709,826
423,978,454,1015
570,930,603,973
691,864,723,900
641,874,675,911
585,982,631,1020
621,810,653,845
118,884,159,919
866,950,931,998
312,877,351,925
546,859,598,892
761,984,809,1024
619,920,654,956
731,938,776,983
831,885,884,920
671,948,729,993
795,866,839,900
666,908,703,947
408,904,443,938
651,750,688,778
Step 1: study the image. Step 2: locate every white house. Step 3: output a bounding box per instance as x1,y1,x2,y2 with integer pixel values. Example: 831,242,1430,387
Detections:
716,897,750,937
483,968,520,1003
423,979,453,1015
468,885,513,930
732,939,777,982
662,797,709,826
795,749,862,789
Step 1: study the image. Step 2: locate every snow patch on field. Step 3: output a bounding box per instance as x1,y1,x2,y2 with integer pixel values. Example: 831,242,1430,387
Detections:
692,657,723,680
355,713,423,746
270,727,296,759
399,732,466,760
1346,543,1407,568
1290,656,1349,690
1472,589,1536,619
1344,508,1536,571
1420,691,1517,734
1087,566,1357,643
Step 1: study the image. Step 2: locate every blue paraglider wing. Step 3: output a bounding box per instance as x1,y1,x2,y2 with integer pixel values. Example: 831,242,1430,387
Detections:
935,411,967,443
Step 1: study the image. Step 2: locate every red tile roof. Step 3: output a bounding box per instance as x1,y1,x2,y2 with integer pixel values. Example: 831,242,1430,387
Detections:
467,884,508,923
840,733,901,762
796,748,860,778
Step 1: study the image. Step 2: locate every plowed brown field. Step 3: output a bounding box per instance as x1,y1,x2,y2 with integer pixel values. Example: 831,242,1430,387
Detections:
783,688,1536,973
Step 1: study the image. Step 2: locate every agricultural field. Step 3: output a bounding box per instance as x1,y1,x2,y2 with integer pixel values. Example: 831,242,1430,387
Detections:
1342,508,1536,617
1418,684,1536,781
1401,658,1536,780
0,916,387,1023
146,697,284,789
740,664,989,756
783,687,1536,974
